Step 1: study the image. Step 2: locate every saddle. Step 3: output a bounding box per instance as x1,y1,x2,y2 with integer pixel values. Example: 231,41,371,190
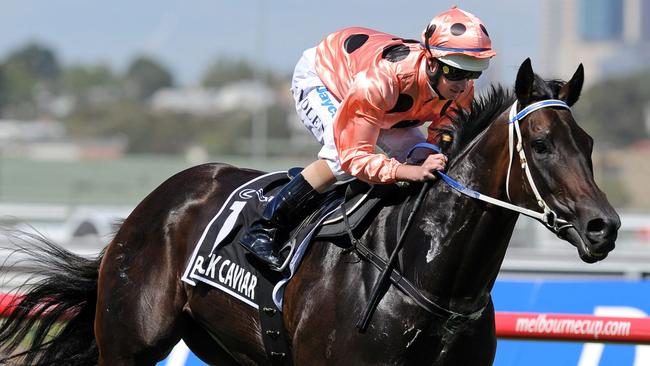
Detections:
182,169,401,365
285,167,396,245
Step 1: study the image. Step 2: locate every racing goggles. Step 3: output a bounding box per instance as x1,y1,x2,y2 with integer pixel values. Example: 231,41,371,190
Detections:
439,61,482,81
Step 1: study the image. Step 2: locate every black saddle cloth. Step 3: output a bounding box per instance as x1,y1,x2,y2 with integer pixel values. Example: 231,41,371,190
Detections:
182,170,399,297
180,169,404,365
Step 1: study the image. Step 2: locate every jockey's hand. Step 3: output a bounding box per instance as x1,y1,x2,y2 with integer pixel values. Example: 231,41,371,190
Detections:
395,153,447,182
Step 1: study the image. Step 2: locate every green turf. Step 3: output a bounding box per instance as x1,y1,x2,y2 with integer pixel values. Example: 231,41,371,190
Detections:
0,155,312,206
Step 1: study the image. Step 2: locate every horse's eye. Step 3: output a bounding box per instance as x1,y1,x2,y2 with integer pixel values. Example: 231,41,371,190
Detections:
531,140,549,154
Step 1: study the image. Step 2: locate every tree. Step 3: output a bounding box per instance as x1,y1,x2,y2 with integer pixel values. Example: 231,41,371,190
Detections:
124,55,174,100
575,70,650,148
0,42,61,117
62,64,116,91
60,64,121,108
201,56,288,89
4,42,60,81
201,57,256,88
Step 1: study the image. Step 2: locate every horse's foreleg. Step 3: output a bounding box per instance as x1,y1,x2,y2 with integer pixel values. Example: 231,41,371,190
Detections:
181,315,242,366
439,300,496,366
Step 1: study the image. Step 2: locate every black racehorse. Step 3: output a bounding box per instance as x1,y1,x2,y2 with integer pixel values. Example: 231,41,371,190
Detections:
0,59,619,365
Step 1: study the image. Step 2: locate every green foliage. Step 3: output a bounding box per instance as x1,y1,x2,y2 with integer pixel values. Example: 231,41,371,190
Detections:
59,64,121,108
2,60,36,103
5,42,60,81
201,57,257,88
1,39,646,157
124,55,174,100
597,177,630,208
198,109,253,155
575,70,650,148
0,41,295,156
65,99,199,154
64,98,281,155
201,56,288,89
267,105,291,139
61,64,117,92
0,43,61,117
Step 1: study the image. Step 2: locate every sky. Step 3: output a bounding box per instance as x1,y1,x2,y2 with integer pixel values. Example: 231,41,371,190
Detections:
0,0,539,86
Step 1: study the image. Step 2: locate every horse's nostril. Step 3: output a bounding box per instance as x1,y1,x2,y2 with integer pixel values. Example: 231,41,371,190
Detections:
586,217,618,243
587,218,606,233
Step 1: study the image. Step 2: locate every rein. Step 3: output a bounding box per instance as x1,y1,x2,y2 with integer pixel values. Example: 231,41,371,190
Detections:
354,99,575,334
408,99,574,235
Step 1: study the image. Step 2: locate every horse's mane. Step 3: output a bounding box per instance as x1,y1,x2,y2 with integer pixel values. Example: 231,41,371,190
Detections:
434,75,565,162
444,85,514,158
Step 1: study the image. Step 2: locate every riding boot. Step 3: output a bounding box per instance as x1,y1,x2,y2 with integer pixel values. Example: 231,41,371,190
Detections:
239,174,320,269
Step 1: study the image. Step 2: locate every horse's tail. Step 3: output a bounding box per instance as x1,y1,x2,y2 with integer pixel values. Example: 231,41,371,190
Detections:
0,231,103,366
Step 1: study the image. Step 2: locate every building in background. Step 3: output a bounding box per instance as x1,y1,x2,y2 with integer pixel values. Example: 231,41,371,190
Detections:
540,0,650,86
150,81,276,116
0,120,126,160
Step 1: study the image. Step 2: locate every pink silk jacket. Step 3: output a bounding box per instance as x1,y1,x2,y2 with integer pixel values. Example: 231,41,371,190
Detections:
314,27,473,184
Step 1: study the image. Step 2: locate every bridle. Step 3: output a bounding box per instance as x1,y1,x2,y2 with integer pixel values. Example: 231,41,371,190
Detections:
357,99,579,332
505,99,574,234
409,98,576,235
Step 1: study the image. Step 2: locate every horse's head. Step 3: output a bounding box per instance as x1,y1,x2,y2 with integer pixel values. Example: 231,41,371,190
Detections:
508,58,620,263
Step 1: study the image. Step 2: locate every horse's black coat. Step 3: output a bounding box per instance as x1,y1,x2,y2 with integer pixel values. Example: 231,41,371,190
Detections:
0,59,619,365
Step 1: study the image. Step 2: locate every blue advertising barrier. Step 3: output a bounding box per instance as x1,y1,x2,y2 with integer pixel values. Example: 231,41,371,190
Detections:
157,341,205,366
159,279,650,366
493,279,650,366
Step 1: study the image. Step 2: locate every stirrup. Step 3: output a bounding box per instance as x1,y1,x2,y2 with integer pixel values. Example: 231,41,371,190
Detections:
244,244,283,270
275,238,298,272
239,232,283,269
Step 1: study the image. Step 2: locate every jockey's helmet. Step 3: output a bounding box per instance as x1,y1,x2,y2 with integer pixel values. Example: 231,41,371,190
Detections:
421,6,496,72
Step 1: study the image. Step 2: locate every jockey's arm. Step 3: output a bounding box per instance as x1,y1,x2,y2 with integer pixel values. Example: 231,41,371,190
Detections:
333,69,402,184
334,69,446,183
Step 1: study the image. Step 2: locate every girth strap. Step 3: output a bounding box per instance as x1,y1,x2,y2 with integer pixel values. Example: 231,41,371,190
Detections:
353,240,486,332
256,271,293,365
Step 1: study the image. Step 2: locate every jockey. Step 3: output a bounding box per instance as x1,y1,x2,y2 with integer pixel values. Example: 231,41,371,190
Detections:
240,6,496,269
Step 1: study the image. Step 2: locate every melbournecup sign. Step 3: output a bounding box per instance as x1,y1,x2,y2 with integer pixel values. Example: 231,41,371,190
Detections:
493,280,650,366
3,280,650,366
496,312,650,343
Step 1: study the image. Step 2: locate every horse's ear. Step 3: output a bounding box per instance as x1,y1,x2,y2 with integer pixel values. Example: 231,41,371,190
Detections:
515,58,535,106
558,63,584,106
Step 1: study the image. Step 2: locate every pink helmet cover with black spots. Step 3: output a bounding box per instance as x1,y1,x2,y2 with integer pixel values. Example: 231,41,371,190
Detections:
421,6,496,70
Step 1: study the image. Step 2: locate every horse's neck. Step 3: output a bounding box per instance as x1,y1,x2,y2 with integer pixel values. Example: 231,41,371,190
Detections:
408,114,519,313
